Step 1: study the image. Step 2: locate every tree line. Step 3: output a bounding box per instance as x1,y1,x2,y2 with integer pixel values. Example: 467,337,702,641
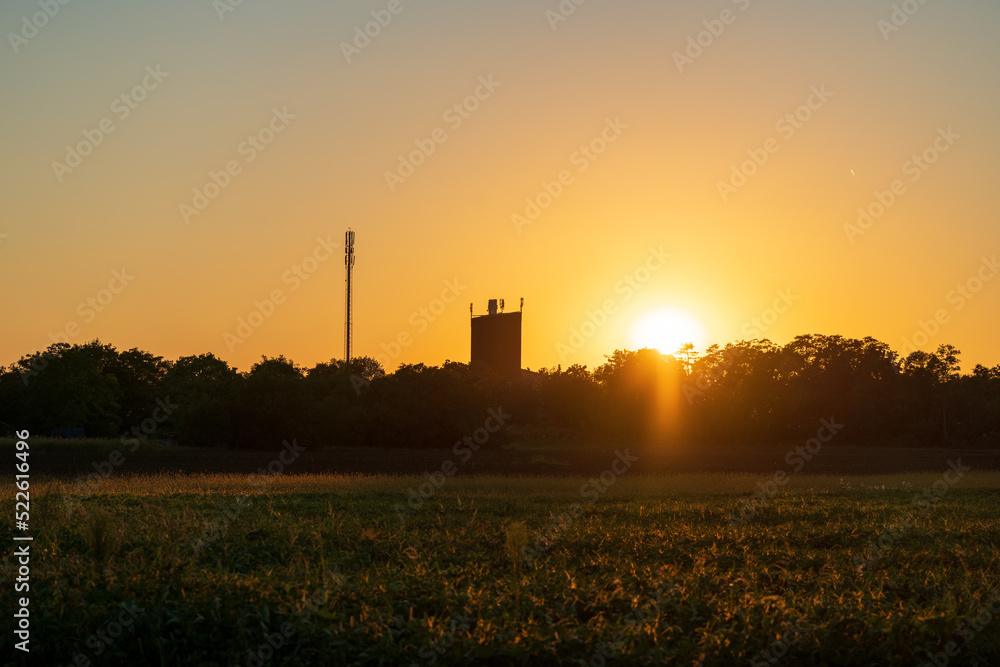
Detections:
1,335,998,449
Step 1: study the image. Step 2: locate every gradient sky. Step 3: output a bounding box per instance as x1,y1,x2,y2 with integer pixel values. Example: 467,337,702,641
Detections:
2,0,998,374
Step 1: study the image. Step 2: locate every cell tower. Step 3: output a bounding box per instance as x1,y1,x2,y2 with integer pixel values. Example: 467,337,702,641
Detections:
344,229,355,362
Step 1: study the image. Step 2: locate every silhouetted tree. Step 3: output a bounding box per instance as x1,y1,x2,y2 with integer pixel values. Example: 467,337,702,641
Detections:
594,349,687,444
160,353,242,447
8,341,122,436
1,336,997,450
537,364,601,432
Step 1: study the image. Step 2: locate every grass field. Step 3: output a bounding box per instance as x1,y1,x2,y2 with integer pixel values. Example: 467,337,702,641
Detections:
11,436,1000,478
3,467,1000,666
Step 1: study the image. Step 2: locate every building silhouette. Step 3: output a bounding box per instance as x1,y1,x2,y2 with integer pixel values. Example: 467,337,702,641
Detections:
470,298,522,379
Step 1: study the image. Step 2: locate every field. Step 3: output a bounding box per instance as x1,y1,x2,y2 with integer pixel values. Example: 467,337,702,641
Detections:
3,450,1000,666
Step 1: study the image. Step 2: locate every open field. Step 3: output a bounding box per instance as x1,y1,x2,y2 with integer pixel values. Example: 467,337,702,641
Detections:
8,437,1000,479
3,470,999,665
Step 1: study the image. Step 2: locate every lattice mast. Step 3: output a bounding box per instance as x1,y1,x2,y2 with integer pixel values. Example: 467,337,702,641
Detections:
344,229,355,362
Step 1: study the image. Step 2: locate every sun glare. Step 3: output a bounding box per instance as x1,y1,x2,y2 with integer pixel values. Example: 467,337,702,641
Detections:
629,308,707,356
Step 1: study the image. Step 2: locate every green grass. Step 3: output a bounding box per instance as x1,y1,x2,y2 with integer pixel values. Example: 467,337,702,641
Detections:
3,473,1000,666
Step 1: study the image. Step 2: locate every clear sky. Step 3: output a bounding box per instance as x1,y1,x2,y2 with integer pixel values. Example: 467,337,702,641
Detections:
2,0,998,373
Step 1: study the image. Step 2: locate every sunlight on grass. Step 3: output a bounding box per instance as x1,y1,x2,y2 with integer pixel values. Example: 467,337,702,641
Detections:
31,471,1000,498
5,470,1000,664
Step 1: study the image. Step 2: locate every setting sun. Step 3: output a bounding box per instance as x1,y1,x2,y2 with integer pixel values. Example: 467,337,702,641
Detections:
628,308,706,356
3,2,1000,664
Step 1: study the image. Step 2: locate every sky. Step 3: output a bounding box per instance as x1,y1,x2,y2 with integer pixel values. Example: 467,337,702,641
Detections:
2,0,998,374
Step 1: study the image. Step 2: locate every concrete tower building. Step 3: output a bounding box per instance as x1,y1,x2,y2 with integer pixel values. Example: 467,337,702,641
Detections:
470,298,522,379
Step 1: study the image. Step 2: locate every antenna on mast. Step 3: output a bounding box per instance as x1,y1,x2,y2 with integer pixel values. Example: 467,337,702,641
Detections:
344,229,355,362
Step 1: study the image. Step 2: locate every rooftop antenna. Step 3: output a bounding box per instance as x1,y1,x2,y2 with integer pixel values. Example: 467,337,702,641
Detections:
344,229,355,362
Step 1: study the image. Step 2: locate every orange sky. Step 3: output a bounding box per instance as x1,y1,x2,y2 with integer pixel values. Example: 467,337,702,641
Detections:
2,0,998,373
